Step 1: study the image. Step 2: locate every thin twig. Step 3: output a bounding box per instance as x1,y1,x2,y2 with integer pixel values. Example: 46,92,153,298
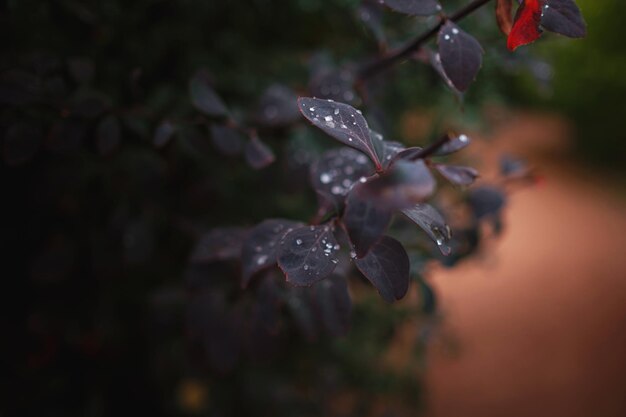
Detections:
357,0,494,81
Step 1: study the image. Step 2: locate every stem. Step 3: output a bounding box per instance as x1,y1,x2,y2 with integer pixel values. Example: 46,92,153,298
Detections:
408,133,451,161
357,0,494,81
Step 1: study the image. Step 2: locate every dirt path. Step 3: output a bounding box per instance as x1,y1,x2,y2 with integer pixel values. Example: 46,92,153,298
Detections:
424,112,626,417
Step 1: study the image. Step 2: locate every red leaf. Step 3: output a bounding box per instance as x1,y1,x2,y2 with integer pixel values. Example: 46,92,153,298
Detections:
507,0,543,51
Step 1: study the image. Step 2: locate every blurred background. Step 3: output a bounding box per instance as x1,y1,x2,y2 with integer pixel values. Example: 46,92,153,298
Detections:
2,0,625,416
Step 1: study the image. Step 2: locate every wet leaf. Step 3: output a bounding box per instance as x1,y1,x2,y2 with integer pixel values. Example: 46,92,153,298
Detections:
541,0,586,38
277,225,340,286
358,160,435,210
381,0,442,16
429,50,462,95
309,147,374,210
434,133,471,156
435,164,479,186
244,136,275,169
190,227,248,264
438,21,484,92
298,97,382,169
241,219,302,288
210,124,245,156
189,71,228,117
402,203,451,255
343,184,392,258
354,236,410,303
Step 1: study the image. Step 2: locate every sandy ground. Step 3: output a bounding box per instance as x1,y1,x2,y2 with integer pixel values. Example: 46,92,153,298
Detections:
423,111,626,417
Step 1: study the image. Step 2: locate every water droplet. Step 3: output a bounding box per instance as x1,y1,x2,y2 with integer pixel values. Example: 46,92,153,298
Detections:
324,115,333,122
452,28,459,35
331,185,343,195
257,255,268,265
303,264,309,271
444,34,451,41
350,250,357,259
320,173,331,184
459,134,468,143
331,259,338,264
359,176,367,183
333,244,340,250
296,239,302,245
334,109,339,115
309,107,315,112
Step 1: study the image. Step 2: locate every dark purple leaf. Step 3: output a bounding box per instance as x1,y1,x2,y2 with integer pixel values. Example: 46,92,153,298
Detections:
434,133,471,156
468,186,507,220
153,120,176,148
189,71,228,117
277,225,340,286
244,136,275,169
3,123,42,165
95,114,121,156
358,160,436,210
381,0,442,16
435,164,479,185
343,184,392,258
354,236,410,303
311,275,352,337
438,21,484,92
210,124,245,156
241,219,303,288
190,227,248,264
298,97,382,169
308,69,357,104
255,84,301,127
429,49,462,95
402,203,452,255
381,140,406,168
310,147,374,210
541,0,586,38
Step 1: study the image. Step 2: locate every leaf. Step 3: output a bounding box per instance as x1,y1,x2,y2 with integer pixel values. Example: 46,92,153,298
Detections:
507,0,543,51
354,236,410,303
435,164,479,185
381,0,442,16
434,133,471,156
311,275,352,337
438,21,484,92
540,0,586,38
3,123,42,165
153,120,176,148
343,184,392,258
402,203,452,255
190,227,248,264
467,186,507,220
189,71,228,117
428,49,462,96
241,219,303,288
255,84,301,127
380,140,406,168
277,225,340,286
308,69,357,105
496,0,514,35
358,160,436,210
210,124,245,156
309,147,374,210
298,97,382,170
244,136,275,169
95,114,121,156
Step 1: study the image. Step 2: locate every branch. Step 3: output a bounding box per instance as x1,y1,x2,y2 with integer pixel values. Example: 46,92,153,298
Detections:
357,0,494,81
